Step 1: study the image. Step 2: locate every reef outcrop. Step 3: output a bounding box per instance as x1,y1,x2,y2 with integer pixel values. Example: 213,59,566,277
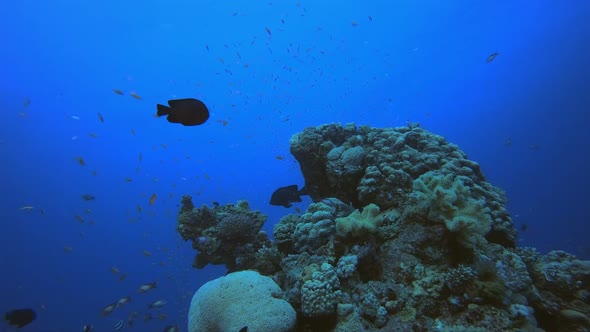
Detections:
178,123,590,332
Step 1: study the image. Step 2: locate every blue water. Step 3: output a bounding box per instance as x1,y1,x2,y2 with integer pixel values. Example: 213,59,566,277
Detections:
1,0,589,330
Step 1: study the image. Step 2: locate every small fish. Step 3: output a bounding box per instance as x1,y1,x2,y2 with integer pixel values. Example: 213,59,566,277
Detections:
275,155,284,160
111,266,120,274
143,250,152,257
368,15,373,21
127,311,139,326
149,193,157,206
119,273,127,281
139,152,142,162
97,112,104,123
163,325,180,332
486,52,499,63
81,194,96,201
23,98,31,107
101,302,116,316
116,296,131,308
148,299,167,309
71,115,81,120
20,206,35,211
265,26,272,36
138,281,157,293
157,313,167,320
114,319,125,330
83,324,94,331
5,308,36,328
75,157,86,166
130,92,142,100
75,215,85,223
144,313,153,321
239,327,248,332
64,246,73,252
113,89,124,95
125,177,133,182
270,185,308,208
131,129,136,135
156,98,210,126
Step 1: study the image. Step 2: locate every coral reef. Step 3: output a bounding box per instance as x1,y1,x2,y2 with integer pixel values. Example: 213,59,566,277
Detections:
178,124,590,332
177,197,277,272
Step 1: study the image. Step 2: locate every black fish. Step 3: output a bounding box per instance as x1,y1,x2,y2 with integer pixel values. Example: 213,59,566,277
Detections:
5,308,36,328
239,327,248,332
81,194,95,201
270,185,307,208
486,51,499,63
157,98,210,126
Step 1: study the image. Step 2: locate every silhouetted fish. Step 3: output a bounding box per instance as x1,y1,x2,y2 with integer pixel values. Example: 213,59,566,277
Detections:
5,308,36,328
82,194,96,201
157,98,209,126
270,185,307,208
486,52,499,63
239,327,248,332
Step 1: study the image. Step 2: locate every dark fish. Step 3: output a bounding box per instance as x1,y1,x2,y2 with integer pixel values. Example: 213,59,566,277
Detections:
83,324,94,332
239,327,248,332
81,194,96,201
5,308,36,328
157,98,210,126
486,52,499,63
270,185,307,208
114,319,125,330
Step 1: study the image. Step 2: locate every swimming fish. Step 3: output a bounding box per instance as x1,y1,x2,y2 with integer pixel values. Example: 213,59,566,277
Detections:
5,308,36,328
116,296,131,308
270,185,307,208
156,98,210,126
81,194,96,201
83,324,94,331
148,299,167,309
486,52,499,63
101,302,117,316
114,319,125,330
164,325,180,332
239,327,248,332
138,281,157,293
127,311,139,327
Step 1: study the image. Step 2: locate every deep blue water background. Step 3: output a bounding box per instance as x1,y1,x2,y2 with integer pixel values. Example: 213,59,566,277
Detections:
1,0,589,330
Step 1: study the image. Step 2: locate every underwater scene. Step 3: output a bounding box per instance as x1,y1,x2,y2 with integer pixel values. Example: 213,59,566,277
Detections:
2,0,589,331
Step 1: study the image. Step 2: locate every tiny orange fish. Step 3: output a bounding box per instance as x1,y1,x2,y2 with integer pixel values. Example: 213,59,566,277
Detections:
149,193,157,206
130,92,142,100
